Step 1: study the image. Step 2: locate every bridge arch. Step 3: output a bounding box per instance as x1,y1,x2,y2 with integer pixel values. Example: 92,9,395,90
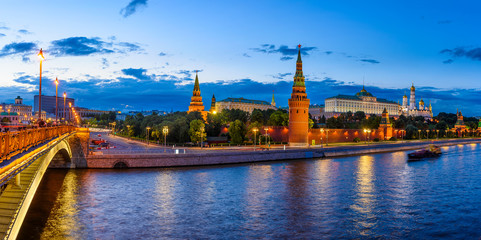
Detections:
46,139,73,168
113,161,129,168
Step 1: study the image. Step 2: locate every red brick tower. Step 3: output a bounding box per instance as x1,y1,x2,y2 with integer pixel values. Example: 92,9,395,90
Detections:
288,45,310,147
188,71,205,113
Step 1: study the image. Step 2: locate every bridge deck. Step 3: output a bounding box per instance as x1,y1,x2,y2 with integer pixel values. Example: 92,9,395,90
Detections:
0,132,75,240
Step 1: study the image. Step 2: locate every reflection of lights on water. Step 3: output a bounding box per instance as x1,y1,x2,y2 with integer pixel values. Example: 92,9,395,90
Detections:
351,155,376,233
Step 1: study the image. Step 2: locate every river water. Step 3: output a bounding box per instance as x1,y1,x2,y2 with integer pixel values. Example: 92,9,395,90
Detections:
19,143,481,239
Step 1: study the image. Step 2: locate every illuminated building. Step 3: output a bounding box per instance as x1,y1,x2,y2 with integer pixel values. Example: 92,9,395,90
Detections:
400,84,433,119
288,45,310,146
0,96,32,123
187,71,208,119
324,86,399,117
215,97,277,114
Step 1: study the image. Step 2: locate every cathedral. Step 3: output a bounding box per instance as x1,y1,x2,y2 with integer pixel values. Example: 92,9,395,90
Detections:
400,83,433,119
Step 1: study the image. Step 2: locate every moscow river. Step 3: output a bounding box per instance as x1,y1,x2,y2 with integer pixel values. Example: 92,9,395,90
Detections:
20,143,481,239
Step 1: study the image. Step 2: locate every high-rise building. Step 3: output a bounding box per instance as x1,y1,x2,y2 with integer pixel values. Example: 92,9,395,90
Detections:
34,95,74,115
288,45,310,147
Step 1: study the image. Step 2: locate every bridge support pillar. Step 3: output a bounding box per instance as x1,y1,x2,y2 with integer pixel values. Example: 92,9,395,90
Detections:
14,174,21,188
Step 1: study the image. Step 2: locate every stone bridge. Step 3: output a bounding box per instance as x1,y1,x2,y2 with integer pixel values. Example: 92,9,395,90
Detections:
0,127,88,240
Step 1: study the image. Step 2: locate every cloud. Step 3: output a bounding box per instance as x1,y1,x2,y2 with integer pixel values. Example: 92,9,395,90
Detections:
18,29,31,34
158,52,166,56
242,53,251,58
443,59,453,64
0,33,5,38
359,59,380,64
437,20,452,24
0,42,38,62
121,68,151,81
250,44,317,60
271,73,292,80
324,51,333,55
120,0,148,18
49,37,141,57
102,58,109,69
440,47,481,62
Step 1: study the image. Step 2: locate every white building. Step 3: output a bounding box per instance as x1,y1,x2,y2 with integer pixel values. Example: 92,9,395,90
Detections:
324,86,400,117
215,97,277,114
400,84,433,119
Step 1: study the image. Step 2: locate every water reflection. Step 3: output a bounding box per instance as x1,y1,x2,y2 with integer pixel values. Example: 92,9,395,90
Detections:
351,155,376,236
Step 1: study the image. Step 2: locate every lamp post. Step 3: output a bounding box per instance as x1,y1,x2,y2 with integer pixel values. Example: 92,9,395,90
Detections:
418,129,421,140
363,129,367,144
126,125,131,137
54,78,59,124
200,126,205,148
426,130,430,139
63,92,66,124
436,129,439,139
163,126,169,151
326,129,329,146
146,126,151,145
37,49,45,122
320,128,324,148
68,102,72,123
264,127,269,149
252,127,258,151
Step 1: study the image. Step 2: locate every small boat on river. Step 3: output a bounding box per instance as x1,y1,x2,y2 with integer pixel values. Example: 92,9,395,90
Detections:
408,145,442,160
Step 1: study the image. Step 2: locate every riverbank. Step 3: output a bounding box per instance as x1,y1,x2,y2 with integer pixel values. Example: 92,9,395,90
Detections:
84,138,481,168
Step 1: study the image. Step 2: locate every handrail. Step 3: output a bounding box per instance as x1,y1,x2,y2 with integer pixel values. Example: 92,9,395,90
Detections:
0,126,75,163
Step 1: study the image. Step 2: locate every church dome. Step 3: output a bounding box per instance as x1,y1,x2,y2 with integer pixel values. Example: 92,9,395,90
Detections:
410,83,415,91
356,86,373,97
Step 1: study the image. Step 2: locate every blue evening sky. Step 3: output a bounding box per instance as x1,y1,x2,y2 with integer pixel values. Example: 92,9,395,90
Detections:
0,0,480,115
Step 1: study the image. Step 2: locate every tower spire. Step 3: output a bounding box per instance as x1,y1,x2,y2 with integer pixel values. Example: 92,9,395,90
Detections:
194,70,200,91
271,90,276,107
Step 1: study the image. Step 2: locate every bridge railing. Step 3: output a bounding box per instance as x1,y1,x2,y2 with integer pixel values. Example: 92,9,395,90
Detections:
0,126,75,163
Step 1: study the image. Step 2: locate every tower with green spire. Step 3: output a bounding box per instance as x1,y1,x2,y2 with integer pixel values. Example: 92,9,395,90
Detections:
210,94,216,113
288,45,310,147
188,71,205,114
271,91,276,107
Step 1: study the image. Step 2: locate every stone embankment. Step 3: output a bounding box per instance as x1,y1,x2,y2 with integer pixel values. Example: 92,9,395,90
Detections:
85,139,481,169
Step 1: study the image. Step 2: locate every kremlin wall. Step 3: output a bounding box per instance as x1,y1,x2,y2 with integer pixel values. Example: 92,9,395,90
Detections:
187,45,467,146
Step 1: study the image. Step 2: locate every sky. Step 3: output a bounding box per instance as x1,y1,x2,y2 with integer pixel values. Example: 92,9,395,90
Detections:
0,0,480,115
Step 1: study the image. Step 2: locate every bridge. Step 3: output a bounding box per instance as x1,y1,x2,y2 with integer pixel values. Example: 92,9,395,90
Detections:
0,126,88,240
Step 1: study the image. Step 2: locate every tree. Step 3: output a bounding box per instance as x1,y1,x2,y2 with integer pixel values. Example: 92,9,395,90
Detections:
228,120,247,144
250,109,264,124
354,111,366,121
189,119,205,144
246,121,263,140
268,110,289,126
206,113,222,137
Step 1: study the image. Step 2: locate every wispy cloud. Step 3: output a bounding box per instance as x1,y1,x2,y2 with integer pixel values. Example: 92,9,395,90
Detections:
271,73,292,80
18,29,32,34
0,42,38,62
0,33,5,38
250,44,317,60
49,36,142,57
158,52,167,56
440,47,481,62
120,0,148,18
359,59,380,64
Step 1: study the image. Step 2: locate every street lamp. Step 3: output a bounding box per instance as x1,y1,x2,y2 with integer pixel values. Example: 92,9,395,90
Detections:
436,129,439,139
146,126,151,145
63,92,66,124
363,129,367,144
126,125,131,137
320,128,324,148
55,78,59,124
163,126,169,151
426,130,430,139
418,129,421,140
200,126,205,148
252,127,258,151
37,48,45,122
68,102,72,123
264,127,269,148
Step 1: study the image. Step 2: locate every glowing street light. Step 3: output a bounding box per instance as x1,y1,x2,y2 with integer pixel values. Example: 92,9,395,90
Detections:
320,128,324,148
55,78,59,124
252,127,258,151
37,48,45,122
162,126,169,151
63,92,66,124
264,127,270,149
146,126,151,145
126,125,131,137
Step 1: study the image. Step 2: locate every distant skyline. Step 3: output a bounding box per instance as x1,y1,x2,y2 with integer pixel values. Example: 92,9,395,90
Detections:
1,1,481,115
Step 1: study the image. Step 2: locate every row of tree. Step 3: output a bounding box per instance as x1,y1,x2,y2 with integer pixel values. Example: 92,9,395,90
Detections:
85,109,479,144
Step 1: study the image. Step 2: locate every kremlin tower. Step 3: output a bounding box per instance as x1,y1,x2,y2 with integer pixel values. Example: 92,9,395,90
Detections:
409,83,416,110
288,45,310,147
210,94,216,113
188,71,207,119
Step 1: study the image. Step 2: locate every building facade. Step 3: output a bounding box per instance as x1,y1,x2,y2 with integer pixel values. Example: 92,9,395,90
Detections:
288,45,310,147
400,84,433,119
0,96,32,123
34,95,74,115
215,97,277,114
324,86,399,117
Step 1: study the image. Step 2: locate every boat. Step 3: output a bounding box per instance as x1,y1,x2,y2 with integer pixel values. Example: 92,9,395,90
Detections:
408,145,442,160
